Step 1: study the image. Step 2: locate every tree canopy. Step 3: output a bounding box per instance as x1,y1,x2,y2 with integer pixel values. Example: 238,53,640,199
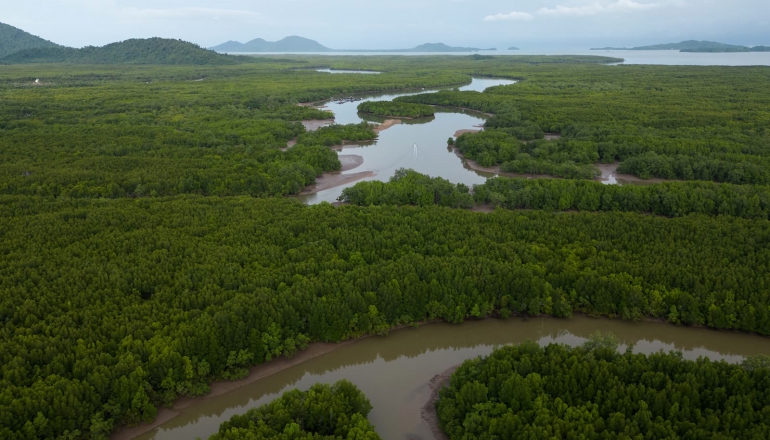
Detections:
210,380,380,440
437,339,770,439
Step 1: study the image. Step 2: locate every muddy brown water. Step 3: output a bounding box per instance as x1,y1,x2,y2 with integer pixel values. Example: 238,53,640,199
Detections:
127,316,770,440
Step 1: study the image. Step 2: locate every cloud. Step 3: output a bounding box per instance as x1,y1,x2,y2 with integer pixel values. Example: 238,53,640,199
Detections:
486,0,661,22
483,11,534,22
539,0,660,16
122,7,259,20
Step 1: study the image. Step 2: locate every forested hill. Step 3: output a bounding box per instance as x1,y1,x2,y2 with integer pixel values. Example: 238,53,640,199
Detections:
592,40,768,53
0,22,62,59
211,36,332,53
1,38,242,65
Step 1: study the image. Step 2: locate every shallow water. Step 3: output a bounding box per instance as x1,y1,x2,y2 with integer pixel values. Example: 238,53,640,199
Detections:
298,77,515,204
131,315,770,440
315,68,381,74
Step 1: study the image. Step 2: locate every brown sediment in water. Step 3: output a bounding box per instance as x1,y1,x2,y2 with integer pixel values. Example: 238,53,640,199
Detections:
112,314,770,440
374,119,401,133
454,129,480,137
111,339,374,440
111,322,434,440
421,365,459,440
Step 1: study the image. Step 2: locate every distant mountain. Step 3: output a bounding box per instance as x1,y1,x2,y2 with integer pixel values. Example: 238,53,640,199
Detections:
0,22,62,58
211,36,332,52
508,47,520,51
2,38,241,65
211,37,494,53
400,43,494,52
591,40,768,53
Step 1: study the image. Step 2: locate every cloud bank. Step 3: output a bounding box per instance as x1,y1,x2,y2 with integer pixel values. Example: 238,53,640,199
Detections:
484,11,534,22
485,0,660,21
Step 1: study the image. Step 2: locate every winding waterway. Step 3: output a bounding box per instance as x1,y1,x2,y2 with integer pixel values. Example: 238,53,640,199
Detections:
297,78,516,204
126,316,770,440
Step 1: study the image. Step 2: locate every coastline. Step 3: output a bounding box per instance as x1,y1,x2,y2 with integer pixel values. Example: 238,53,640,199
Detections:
299,154,372,195
421,365,459,440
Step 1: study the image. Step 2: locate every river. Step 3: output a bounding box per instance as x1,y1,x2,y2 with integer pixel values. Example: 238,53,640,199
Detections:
126,315,770,440
297,77,515,204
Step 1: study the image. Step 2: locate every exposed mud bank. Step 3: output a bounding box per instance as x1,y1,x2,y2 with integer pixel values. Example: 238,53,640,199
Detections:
453,129,480,137
421,365,459,440
301,119,334,131
373,119,401,132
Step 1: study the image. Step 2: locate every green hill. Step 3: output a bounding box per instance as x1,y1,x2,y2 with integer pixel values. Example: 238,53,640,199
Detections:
2,38,241,64
211,36,331,52
0,22,62,58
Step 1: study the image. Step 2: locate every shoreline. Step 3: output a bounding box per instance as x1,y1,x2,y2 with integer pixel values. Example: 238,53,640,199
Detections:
299,154,371,195
453,129,480,137
373,119,401,132
421,365,459,440
111,322,434,440
301,119,334,131
111,312,769,440
300,171,375,195
452,147,674,185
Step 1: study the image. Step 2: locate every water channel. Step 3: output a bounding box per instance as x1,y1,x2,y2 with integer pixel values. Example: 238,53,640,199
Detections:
297,77,516,204
128,315,770,440
117,75,770,440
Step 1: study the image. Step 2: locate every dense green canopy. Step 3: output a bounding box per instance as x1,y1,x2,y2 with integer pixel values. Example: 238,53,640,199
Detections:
0,22,61,59
342,169,770,220
3,196,770,438
2,55,770,440
437,340,770,439
357,101,435,118
210,381,380,440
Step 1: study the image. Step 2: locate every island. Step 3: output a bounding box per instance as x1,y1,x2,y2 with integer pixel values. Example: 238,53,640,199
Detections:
210,36,496,53
591,40,769,53
508,46,520,50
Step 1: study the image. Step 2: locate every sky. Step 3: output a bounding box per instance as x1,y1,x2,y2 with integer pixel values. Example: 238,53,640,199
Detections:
3,0,769,50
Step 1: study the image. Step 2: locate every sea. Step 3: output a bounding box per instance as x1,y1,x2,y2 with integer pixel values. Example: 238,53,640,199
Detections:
234,49,770,66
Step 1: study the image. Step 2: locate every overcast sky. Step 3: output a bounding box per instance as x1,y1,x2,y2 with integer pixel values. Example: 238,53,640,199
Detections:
4,0,769,50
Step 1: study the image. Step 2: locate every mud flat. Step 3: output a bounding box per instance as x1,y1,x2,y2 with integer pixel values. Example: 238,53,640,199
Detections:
339,155,364,171
597,162,672,185
453,129,480,137
373,119,401,132
302,119,334,131
421,365,459,440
